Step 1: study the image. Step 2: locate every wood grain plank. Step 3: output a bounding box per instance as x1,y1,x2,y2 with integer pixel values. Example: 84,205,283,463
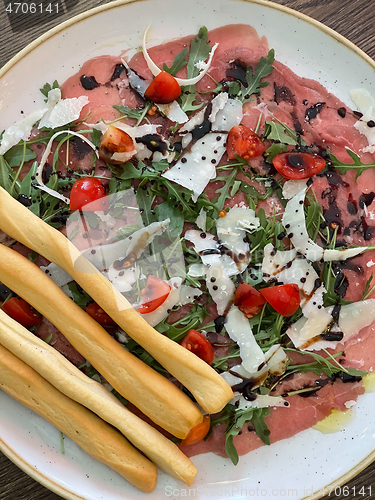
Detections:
0,0,374,499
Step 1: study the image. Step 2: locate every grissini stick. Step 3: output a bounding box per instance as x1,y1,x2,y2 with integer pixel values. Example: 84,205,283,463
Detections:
0,309,197,486
0,343,157,493
0,243,202,439
0,187,233,413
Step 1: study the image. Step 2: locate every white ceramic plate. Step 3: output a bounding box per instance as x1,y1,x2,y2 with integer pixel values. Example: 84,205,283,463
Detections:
1,1,375,499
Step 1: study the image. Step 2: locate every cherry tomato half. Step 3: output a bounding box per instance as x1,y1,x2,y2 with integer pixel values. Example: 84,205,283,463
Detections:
234,282,266,318
272,152,326,179
181,415,211,446
227,125,266,160
260,283,301,317
144,71,181,104
138,275,171,314
69,177,108,211
2,297,42,327
98,125,135,164
86,302,116,326
180,329,214,365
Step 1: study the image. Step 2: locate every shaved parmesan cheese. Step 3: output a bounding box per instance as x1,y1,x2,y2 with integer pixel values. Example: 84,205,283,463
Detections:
142,25,218,86
0,108,47,155
354,121,375,154
188,263,207,277
231,393,287,410
350,88,375,115
286,308,333,350
180,108,205,133
157,101,188,124
212,98,243,132
185,230,219,266
225,306,265,372
262,244,326,317
41,264,73,287
44,220,170,287
206,262,235,315
162,132,227,202
287,299,375,351
283,188,368,261
39,95,89,129
209,93,229,123
216,207,258,273
196,208,207,232
178,286,203,305
339,299,375,341
140,277,182,327
282,179,307,200
107,265,139,293
221,344,287,388
185,229,238,275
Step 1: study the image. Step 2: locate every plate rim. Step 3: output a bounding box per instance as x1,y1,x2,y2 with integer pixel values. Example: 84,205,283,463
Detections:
1,0,375,499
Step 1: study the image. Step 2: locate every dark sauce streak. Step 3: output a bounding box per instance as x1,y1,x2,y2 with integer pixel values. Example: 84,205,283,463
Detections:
305,102,325,121
72,137,93,160
214,316,226,333
80,75,100,90
226,61,247,86
274,84,296,105
191,104,212,141
320,331,344,341
135,134,168,154
111,63,125,81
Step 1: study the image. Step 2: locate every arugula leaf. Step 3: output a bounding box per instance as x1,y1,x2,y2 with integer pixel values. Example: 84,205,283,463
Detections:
0,155,20,194
4,145,37,167
154,201,184,236
225,406,271,465
284,349,367,379
40,80,61,102
263,121,298,145
67,283,92,309
242,49,275,99
163,47,188,75
113,105,148,121
212,167,239,212
186,27,212,78
91,129,102,148
179,27,212,113
329,149,375,179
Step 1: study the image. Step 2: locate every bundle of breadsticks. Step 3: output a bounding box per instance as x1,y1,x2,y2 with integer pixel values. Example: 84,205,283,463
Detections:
0,187,233,492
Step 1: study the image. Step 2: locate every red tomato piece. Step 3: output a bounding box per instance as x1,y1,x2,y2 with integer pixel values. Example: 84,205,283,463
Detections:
180,329,214,365
86,302,116,326
272,152,326,179
3,297,42,327
138,275,171,314
227,125,266,160
234,282,266,318
69,177,108,211
260,283,301,317
144,71,181,104
181,415,211,446
98,125,135,164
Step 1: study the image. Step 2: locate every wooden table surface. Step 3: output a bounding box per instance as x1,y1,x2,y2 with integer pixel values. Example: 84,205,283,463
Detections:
0,0,374,499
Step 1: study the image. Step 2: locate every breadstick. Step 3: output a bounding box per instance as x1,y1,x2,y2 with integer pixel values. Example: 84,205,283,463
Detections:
0,309,197,485
0,243,202,439
0,187,233,414
0,343,157,493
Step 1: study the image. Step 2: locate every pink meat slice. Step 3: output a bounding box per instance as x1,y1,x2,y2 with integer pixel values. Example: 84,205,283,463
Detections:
181,379,363,458
128,24,269,94
61,55,124,122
